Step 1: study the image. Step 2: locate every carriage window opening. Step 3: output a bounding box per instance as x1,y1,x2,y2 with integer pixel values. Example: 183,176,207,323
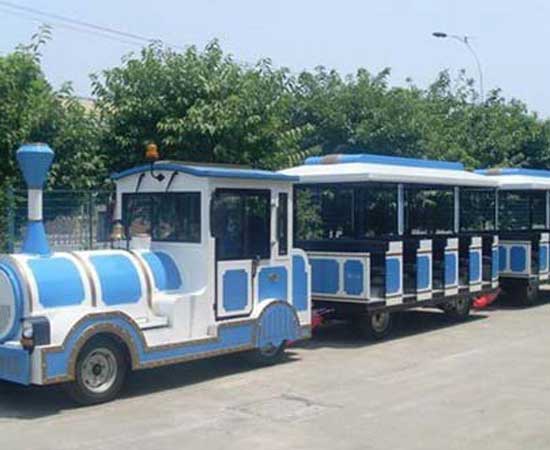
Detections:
531,191,547,230
405,186,454,235
294,184,397,241
355,186,398,237
122,192,201,243
460,188,496,232
278,193,288,256
498,191,530,231
213,190,271,261
294,185,353,241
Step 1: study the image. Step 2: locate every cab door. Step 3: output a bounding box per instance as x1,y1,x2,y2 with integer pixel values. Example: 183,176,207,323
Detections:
212,189,271,319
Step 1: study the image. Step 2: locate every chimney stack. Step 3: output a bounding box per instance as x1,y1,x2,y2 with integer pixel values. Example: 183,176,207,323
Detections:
16,143,54,255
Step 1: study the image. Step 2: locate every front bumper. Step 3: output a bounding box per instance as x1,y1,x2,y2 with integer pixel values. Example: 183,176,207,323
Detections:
0,344,30,385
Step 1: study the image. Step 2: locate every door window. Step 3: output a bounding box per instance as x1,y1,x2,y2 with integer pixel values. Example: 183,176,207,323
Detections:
213,190,271,261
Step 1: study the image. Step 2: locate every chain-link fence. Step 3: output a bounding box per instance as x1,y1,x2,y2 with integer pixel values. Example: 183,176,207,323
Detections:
4,189,115,253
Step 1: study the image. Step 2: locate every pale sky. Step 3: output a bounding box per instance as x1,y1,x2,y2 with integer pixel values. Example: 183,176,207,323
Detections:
2,0,549,116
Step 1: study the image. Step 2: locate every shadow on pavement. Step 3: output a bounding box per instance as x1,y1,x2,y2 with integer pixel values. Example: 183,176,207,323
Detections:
0,306,495,419
297,309,488,350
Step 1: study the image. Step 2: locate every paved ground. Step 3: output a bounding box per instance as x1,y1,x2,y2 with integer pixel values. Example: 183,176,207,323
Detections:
2,295,550,450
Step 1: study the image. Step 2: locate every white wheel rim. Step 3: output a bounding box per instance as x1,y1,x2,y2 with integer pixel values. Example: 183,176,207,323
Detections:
81,348,118,394
371,312,390,333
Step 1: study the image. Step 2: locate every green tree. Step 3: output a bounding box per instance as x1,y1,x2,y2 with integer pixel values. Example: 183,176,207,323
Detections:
92,41,314,171
0,26,107,190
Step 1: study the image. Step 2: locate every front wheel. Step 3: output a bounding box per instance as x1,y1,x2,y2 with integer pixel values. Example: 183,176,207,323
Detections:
244,341,287,366
352,311,393,340
64,336,128,406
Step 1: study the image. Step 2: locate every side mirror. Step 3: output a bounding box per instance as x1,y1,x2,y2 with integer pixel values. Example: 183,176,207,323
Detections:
210,195,225,238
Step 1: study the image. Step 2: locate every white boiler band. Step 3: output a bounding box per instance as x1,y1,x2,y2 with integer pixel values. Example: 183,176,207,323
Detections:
28,189,43,221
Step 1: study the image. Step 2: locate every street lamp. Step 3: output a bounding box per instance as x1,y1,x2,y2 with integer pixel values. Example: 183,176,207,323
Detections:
432,32,484,102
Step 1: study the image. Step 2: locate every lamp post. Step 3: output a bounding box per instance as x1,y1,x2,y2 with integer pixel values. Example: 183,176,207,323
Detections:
432,32,484,103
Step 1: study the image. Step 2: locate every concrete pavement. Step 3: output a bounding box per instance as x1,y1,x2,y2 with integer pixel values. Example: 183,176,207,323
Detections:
1,298,550,450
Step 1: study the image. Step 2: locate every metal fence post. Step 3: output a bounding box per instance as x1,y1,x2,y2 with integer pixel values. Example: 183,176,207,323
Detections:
88,191,94,250
6,186,15,253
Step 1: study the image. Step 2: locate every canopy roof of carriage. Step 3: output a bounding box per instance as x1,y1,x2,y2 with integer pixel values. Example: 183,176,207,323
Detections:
112,161,299,182
476,168,550,190
281,153,498,187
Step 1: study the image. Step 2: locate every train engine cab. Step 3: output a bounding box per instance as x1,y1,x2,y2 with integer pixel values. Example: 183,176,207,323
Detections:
281,153,500,339
0,143,311,404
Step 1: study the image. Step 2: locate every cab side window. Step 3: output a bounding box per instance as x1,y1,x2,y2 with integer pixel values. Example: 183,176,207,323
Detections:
122,192,201,243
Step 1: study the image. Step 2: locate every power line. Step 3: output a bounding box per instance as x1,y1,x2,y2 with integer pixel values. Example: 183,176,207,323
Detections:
0,0,186,51
0,6,147,48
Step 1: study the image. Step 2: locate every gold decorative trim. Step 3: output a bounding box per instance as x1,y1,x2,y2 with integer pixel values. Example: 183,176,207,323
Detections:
69,252,97,307
127,250,153,308
39,301,304,384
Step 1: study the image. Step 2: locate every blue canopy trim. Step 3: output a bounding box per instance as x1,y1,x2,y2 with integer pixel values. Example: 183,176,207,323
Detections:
112,162,299,182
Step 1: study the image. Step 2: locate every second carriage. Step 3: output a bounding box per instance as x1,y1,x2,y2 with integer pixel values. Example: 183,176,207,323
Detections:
282,153,500,338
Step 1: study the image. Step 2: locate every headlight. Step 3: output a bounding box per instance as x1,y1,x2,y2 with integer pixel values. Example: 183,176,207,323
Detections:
22,321,34,339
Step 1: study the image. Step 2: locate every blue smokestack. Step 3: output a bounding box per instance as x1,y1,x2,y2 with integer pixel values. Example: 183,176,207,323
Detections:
16,143,54,255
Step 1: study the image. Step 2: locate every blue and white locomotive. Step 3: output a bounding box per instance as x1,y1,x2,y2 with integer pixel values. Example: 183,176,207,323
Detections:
0,143,311,404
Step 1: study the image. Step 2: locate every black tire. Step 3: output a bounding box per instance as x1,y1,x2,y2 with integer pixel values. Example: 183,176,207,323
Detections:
243,341,287,366
443,296,471,321
517,283,539,307
64,336,128,406
352,311,393,340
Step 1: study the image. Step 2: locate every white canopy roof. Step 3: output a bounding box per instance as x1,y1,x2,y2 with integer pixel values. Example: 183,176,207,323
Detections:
482,174,550,190
476,169,550,190
281,162,498,187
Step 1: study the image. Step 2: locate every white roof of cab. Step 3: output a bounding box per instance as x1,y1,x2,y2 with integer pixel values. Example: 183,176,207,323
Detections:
281,154,498,187
476,168,550,190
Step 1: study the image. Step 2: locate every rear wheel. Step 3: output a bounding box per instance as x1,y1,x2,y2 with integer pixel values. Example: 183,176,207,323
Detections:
352,311,393,340
516,283,539,307
244,341,287,366
65,336,128,406
443,296,471,321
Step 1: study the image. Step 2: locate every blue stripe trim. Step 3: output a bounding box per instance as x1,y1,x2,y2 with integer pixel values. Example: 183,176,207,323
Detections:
305,153,464,171
0,345,30,385
43,302,302,381
27,257,85,308
111,163,299,182
0,263,23,342
476,168,550,178
142,252,182,291
89,255,142,305
292,255,308,311
44,316,255,380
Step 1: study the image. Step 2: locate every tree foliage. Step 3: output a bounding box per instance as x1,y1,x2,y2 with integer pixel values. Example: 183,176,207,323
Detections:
92,41,314,171
0,26,107,191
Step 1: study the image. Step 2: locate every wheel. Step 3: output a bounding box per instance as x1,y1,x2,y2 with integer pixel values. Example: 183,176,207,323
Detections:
244,340,287,366
64,336,128,406
516,283,539,307
352,311,393,340
443,296,471,321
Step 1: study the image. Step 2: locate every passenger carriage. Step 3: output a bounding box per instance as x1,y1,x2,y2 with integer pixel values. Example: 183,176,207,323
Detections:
281,153,500,338
478,168,550,305
0,143,311,404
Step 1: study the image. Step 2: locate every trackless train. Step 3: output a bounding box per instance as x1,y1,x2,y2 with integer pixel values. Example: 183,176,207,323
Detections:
0,143,548,404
